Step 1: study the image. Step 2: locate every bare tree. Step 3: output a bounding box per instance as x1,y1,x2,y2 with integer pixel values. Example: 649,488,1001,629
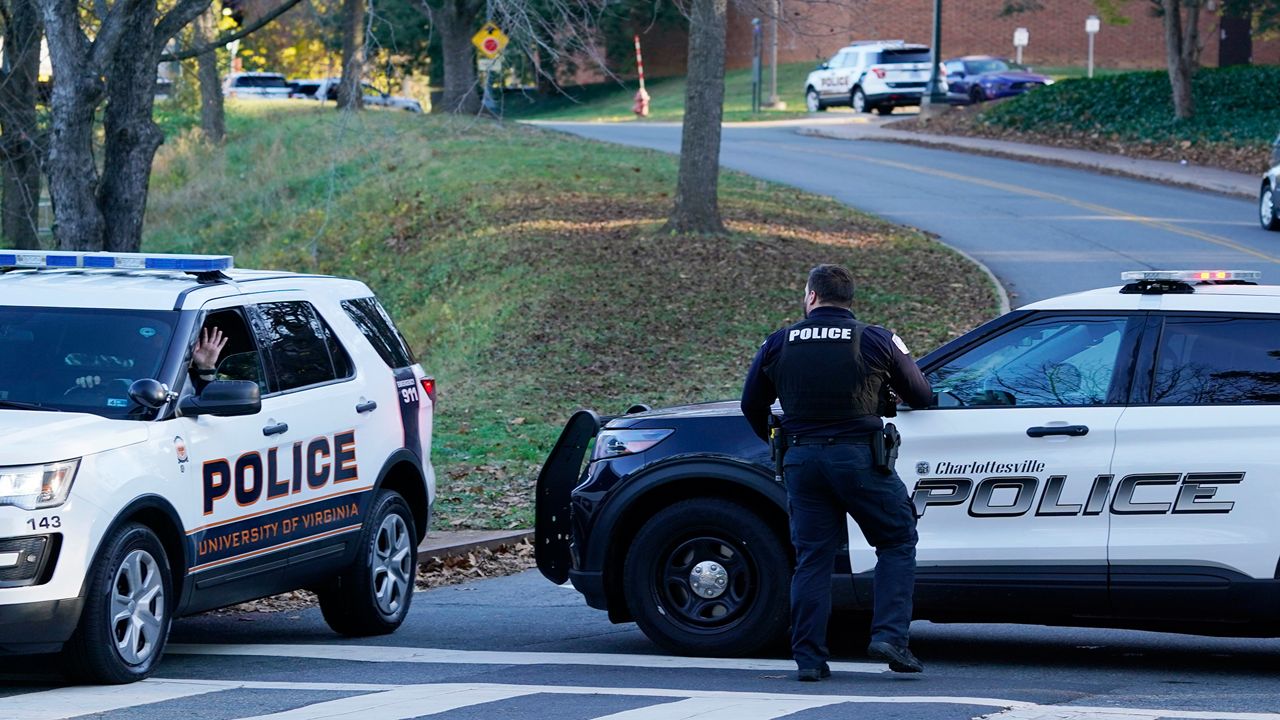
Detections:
194,8,226,142
665,0,726,234
338,0,367,109
1158,0,1202,119
0,0,43,248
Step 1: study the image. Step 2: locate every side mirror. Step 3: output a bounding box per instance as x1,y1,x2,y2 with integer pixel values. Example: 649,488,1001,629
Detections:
129,379,170,409
817,62,830,70
179,380,261,418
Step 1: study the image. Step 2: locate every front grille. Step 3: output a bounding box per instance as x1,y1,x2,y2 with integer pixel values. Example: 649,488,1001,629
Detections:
0,534,56,586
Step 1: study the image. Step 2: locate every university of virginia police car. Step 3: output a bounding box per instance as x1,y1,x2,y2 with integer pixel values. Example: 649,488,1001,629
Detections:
0,252,434,683
536,270,1280,657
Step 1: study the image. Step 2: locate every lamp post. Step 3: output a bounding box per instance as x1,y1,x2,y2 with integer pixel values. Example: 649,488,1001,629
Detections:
1085,15,1100,78
1013,27,1028,65
767,0,781,107
922,0,946,116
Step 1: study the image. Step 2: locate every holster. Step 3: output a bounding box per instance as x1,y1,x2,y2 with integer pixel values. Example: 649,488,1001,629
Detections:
769,414,787,485
872,422,901,475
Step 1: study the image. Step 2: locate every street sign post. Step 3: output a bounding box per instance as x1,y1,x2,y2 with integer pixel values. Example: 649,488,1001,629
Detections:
1013,27,1028,65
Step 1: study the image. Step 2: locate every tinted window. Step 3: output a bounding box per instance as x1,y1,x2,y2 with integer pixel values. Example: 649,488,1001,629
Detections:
204,308,267,393
253,302,347,392
0,306,177,418
877,48,931,64
235,75,289,89
342,297,415,369
964,59,1010,74
1152,316,1280,404
927,316,1130,407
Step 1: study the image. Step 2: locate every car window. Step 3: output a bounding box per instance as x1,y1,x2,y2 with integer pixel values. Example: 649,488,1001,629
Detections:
204,308,267,394
252,302,349,393
1152,316,1280,405
341,297,416,369
944,61,964,74
927,316,1131,407
237,75,289,89
965,59,1010,74
878,48,931,64
0,306,177,418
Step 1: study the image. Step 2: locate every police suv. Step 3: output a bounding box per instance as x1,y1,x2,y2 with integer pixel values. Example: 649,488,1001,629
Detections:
0,252,435,683
803,41,933,114
536,270,1280,657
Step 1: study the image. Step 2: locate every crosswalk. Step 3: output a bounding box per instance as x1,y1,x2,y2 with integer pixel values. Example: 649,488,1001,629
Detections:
6,646,1280,720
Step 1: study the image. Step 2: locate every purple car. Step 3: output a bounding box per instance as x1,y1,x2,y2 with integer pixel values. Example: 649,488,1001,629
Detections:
943,55,1053,104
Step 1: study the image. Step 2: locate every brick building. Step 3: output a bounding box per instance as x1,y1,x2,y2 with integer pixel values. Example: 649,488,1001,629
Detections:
629,0,1280,78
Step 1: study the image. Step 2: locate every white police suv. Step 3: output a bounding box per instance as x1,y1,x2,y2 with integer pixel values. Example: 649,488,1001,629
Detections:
803,41,933,114
0,251,435,683
538,270,1280,656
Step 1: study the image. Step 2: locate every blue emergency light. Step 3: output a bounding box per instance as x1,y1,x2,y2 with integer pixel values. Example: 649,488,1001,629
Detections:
0,251,234,273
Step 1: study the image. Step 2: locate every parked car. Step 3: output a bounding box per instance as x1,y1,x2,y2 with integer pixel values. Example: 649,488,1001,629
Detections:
804,41,933,114
537,269,1280,657
943,56,1052,104
222,72,292,100
1260,156,1280,231
294,78,423,113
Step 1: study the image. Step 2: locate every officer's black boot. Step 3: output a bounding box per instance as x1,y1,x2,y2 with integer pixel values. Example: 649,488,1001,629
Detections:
867,641,924,673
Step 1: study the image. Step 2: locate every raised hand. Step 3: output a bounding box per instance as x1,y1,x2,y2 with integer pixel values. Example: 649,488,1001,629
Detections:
192,326,229,372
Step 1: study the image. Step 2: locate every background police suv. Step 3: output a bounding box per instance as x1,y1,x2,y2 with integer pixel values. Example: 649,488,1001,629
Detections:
804,41,933,114
537,270,1280,657
0,252,435,683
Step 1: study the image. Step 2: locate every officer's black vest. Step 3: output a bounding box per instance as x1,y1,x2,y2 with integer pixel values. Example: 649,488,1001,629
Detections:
764,314,884,424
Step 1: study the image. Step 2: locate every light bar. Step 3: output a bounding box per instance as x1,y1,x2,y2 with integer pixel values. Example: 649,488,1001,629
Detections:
1121,270,1261,283
0,251,233,272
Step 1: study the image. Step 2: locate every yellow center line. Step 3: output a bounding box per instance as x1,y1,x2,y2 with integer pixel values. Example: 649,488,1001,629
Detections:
754,139,1280,264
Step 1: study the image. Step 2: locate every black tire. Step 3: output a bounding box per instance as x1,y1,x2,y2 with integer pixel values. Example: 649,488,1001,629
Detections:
319,490,418,636
1260,182,1280,231
63,523,173,684
805,87,825,113
969,86,985,104
851,87,870,113
875,106,894,116
623,498,789,657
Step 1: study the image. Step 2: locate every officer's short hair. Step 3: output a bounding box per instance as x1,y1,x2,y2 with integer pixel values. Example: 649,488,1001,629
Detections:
807,264,855,307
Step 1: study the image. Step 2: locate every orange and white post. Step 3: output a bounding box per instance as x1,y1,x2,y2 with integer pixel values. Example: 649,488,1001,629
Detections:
632,35,650,117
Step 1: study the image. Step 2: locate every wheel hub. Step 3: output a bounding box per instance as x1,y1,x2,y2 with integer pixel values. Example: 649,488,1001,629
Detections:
689,560,729,599
109,548,165,666
371,513,412,616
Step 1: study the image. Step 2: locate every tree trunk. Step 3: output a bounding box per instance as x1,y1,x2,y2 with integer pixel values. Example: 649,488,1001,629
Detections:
98,0,165,253
1161,0,1201,120
0,0,44,248
431,0,481,114
665,0,726,234
337,0,366,110
195,9,226,142
39,0,109,250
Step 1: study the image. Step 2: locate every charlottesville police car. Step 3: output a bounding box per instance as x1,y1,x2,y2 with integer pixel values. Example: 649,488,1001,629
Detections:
536,270,1280,657
0,251,434,683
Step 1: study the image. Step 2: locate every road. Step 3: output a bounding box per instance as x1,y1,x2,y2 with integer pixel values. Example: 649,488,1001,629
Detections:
538,119,1278,306
4,571,1280,719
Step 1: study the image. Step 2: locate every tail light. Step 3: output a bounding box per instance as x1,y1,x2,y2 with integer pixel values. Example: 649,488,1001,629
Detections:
421,377,436,406
870,67,886,79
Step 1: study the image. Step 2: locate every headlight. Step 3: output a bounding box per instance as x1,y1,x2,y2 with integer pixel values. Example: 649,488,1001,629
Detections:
0,460,80,510
592,429,674,460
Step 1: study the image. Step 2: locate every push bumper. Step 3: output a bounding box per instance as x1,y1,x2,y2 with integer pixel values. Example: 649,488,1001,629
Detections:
568,569,609,610
0,595,83,654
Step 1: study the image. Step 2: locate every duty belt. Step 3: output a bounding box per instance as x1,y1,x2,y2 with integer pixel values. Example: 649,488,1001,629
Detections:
787,432,876,447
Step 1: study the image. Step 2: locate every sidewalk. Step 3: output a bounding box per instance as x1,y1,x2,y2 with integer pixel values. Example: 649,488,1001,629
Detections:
797,120,1258,199
418,528,532,561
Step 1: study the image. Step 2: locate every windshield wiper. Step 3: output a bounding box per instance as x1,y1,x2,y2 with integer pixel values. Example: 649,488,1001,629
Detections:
0,400,61,412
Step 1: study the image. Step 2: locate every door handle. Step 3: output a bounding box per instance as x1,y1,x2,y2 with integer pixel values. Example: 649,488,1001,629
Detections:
262,422,289,437
356,400,378,413
1026,425,1088,438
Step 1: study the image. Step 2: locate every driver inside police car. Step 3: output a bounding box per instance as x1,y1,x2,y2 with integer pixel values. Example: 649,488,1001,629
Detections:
73,324,228,394
740,263,933,681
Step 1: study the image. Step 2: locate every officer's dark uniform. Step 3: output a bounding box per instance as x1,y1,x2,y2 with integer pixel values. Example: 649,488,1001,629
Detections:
741,305,932,673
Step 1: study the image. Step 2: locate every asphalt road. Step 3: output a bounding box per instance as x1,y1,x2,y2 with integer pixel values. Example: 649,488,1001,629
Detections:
538,119,1279,307
5,571,1280,719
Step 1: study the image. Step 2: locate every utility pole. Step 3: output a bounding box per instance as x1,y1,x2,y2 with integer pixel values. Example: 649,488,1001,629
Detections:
921,0,947,120
766,0,782,108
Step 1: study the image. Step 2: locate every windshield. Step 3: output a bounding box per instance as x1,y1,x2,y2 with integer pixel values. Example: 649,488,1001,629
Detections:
0,306,179,418
964,59,1012,74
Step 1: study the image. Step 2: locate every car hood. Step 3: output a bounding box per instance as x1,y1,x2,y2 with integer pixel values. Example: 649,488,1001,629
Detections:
0,410,148,465
979,71,1049,83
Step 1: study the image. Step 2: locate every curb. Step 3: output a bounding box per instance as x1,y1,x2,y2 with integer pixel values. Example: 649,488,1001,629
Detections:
417,529,533,563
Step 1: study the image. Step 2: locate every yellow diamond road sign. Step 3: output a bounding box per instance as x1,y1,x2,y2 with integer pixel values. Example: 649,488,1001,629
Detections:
472,23,509,59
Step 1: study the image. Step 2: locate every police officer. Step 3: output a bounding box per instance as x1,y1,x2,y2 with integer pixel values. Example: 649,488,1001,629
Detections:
741,264,932,680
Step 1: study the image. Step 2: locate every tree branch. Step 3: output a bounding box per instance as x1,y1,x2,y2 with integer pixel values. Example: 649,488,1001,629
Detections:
159,0,304,60
88,0,145,70
155,0,212,44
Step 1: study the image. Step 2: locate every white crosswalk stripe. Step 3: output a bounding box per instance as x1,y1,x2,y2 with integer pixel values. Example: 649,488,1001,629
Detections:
236,685,540,720
588,696,850,720
5,679,224,720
